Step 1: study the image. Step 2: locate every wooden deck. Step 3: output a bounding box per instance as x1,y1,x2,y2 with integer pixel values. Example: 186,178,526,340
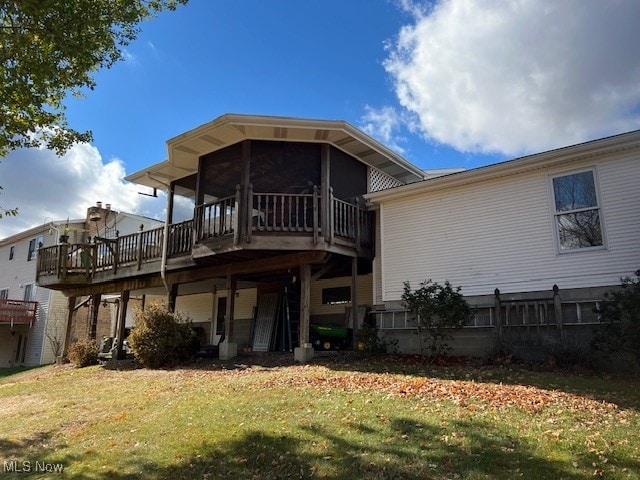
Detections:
36,191,373,289
0,299,38,326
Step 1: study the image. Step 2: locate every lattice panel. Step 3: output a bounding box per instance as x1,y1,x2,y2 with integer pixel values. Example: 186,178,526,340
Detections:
369,167,404,192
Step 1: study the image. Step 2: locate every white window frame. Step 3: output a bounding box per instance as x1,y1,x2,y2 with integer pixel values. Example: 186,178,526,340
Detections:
548,167,606,254
27,236,43,261
0,288,8,300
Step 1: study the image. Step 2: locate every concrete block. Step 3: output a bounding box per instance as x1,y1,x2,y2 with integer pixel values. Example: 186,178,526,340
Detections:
219,341,238,360
294,346,315,363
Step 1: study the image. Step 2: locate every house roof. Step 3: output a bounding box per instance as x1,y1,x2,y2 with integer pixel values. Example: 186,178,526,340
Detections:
125,113,425,189
366,129,640,203
0,219,85,246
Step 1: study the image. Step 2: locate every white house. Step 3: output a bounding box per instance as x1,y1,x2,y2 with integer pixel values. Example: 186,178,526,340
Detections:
366,130,640,357
0,204,164,367
0,220,85,366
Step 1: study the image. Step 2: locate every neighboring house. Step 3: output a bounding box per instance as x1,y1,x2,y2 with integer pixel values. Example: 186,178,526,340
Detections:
366,130,640,358
0,204,164,367
34,114,640,361
0,220,85,366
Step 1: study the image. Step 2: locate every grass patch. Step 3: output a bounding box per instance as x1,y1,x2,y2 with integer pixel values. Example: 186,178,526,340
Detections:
0,356,639,479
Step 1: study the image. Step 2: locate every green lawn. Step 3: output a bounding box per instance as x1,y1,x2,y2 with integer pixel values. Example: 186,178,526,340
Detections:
1,355,639,479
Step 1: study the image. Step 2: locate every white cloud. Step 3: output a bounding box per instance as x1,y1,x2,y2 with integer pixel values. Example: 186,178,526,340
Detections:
359,105,408,155
0,143,166,239
385,0,640,156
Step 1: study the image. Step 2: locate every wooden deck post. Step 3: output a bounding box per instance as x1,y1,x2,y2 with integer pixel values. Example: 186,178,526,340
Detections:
62,296,76,358
89,293,101,340
295,263,314,363
114,290,130,360
167,284,178,313
351,257,359,349
220,274,238,360
320,144,330,240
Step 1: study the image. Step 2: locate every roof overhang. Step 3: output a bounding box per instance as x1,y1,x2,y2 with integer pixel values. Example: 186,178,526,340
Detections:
126,113,425,189
366,129,640,203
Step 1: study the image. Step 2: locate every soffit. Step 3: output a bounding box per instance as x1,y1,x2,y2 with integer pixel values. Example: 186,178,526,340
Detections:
126,114,424,189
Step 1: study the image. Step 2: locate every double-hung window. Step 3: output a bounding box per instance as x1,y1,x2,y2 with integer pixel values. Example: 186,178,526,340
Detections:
27,235,43,261
551,169,604,252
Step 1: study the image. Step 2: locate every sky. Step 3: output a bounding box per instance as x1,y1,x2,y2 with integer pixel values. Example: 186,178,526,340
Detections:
2,0,640,239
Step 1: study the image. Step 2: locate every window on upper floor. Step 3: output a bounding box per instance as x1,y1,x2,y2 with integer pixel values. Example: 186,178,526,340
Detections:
550,169,604,252
9,245,15,260
27,235,43,261
0,288,8,299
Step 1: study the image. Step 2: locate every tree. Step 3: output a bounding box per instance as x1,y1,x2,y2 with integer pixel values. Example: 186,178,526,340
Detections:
402,279,473,361
0,0,187,158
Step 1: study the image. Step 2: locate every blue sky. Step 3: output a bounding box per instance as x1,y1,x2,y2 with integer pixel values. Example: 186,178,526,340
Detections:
64,0,484,172
2,0,640,238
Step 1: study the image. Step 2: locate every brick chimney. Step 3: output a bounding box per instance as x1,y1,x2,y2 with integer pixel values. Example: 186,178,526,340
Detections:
86,201,118,239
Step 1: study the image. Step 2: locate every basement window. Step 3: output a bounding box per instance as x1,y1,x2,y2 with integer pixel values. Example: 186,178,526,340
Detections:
322,286,351,305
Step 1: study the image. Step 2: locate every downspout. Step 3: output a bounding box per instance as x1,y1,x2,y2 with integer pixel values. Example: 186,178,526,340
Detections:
146,172,172,295
160,185,172,295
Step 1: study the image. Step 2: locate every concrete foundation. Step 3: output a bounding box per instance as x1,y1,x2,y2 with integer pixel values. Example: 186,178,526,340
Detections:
294,346,315,363
219,341,238,360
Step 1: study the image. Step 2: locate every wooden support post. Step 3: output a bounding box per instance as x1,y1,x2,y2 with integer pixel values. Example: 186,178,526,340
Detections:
114,290,130,360
295,264,314,362
136,224,144,270
220,274,238,360
246,183,254,243
89,294,101,340
167,284,178,313
320,144,330,240
351,257,359,349
225,274,236,342
62,296,76,358
299,264,311,347
312,185,319,244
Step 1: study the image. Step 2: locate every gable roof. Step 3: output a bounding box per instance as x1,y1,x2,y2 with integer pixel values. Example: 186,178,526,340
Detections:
366,129,640,203
126,113,425,189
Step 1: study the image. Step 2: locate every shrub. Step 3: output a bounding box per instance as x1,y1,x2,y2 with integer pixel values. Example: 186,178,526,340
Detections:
67,339,99,368
402,279,473,361
127,304,198,368
357,324,398,356
591,269,640,372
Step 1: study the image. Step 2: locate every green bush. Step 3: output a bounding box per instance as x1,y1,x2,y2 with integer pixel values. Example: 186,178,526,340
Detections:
127,304,198,368
591,269,640,372
357,323,398,356
67,339,99,368
402,279,473,361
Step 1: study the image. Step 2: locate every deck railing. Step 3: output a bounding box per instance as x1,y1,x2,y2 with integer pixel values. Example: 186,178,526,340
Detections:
248,185,320,242
195,194,238,242
0,299,38,326
37,188,374,282
168,219,193,256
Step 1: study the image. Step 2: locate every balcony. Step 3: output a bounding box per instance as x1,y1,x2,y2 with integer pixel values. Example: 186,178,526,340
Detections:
0,299,38,326
36,189,373,289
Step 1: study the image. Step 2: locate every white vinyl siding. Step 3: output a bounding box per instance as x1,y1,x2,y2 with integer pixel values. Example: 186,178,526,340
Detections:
380,153,640,300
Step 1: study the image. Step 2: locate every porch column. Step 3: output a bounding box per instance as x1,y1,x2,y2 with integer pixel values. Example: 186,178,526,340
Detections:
295,263,314,362
220,274,238,360
62,296,76,358
240,140,251,243
114,290,130,360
